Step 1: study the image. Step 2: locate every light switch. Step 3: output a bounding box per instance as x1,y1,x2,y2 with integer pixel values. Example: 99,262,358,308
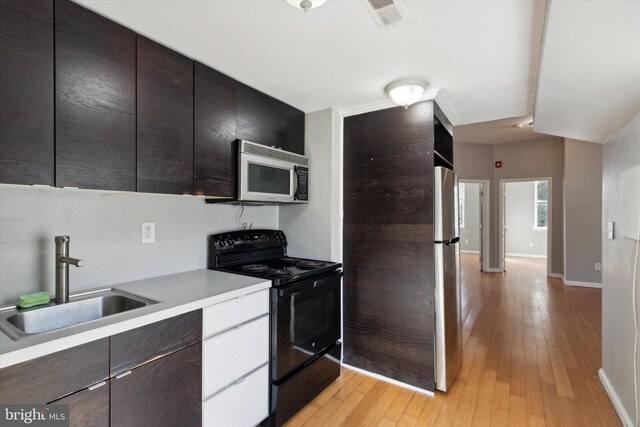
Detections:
607,221,615,240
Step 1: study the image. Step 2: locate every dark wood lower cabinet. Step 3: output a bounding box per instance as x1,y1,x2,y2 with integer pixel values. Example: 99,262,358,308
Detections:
53,381,109,427
0,338,109,404
110,309,202,376
111,343,202,427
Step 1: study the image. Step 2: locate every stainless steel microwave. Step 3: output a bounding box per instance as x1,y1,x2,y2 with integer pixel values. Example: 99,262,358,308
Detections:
238,140,309,204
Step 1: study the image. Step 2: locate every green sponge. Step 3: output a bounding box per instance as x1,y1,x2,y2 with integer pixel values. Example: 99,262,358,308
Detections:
17,291,51,309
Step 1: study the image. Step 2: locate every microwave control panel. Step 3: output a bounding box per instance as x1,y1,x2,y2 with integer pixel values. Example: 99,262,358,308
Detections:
295,166,308,201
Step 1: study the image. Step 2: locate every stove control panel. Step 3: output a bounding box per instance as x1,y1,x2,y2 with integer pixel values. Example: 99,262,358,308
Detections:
210,229,287,252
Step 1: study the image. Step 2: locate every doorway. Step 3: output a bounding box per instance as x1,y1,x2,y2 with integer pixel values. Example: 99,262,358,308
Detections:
499,178,551,275
459,179,490,272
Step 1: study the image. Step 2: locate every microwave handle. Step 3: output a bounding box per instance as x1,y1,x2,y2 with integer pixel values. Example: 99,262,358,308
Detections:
293,166,299,201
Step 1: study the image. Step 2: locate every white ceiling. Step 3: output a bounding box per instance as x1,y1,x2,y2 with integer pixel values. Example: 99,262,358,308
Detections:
454,115,556,144
533,0,640,143
76,0,546,124
75,0,639,144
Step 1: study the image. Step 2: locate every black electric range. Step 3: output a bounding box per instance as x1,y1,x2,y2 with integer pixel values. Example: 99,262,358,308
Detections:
207,229,343,427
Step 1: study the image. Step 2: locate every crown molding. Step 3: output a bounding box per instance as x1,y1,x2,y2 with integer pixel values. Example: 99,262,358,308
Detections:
337,88,461,128
338,88,432,117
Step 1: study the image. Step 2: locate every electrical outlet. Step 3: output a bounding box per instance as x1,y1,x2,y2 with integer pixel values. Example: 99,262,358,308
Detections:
464,239,469,244
607,221,615,240
142,222,155,243
594,262,601,271
529,242,534,248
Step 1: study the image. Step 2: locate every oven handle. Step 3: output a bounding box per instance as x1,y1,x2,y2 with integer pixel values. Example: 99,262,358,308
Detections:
278,271,343,298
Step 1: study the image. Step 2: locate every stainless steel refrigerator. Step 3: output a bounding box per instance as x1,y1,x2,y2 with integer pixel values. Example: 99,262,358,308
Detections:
434,166,463,392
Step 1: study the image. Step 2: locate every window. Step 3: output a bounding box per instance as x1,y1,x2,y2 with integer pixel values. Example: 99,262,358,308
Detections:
534,180,548,228
458,183,465,228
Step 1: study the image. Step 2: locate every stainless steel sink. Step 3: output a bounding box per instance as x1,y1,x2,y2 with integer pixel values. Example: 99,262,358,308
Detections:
0,289,159,341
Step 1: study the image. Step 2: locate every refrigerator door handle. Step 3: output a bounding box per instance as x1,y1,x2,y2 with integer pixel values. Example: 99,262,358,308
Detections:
434,237,460,246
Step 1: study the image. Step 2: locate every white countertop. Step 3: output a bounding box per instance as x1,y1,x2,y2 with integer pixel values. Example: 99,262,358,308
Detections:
0,269,270,369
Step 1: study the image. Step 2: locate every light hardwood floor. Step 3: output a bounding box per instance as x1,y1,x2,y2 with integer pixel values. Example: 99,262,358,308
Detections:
284,254,621,427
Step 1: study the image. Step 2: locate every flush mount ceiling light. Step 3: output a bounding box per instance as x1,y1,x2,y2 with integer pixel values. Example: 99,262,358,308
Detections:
385,78,428,108
286,0,327,12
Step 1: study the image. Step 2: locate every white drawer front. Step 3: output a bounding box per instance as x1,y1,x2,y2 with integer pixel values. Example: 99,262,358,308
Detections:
203,315,269,398
203,364,269,427
203,289,269,338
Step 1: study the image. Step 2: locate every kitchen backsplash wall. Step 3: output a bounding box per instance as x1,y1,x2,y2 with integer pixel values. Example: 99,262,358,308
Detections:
0,185,278,305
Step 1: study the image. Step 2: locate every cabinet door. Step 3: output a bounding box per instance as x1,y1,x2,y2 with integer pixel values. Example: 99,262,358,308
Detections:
137,35,193,195
53,381,109,427
0,0,54,185
0,338,109,404
236,83,305,155
275,102,305,155
194,63,237,198
110,310,202,376
111,343,202,427
55,0,136,191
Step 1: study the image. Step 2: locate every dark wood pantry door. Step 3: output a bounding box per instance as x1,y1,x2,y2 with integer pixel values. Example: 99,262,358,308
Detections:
342,101,436,392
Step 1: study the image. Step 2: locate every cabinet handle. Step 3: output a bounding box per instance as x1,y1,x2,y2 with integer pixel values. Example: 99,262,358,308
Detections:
235,377,246,386
115,370,132,379
88,381,107,391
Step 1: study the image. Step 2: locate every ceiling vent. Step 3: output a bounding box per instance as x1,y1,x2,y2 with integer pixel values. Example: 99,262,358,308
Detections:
363,0,410,29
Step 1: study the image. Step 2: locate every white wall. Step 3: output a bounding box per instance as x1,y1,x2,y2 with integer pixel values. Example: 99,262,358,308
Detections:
564,139,603,284
460,182,481,253
602,110,640,426
0,186,278,305
505,181,547,257
279,108,342,261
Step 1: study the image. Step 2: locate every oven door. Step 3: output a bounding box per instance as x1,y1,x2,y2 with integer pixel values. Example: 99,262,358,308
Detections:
272,271,342,381
239,152,295,203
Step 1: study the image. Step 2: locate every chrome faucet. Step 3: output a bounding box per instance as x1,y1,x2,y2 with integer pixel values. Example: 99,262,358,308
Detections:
55,236,85,304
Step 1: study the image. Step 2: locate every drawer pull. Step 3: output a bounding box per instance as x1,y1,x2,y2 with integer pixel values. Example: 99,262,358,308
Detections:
115,370,132,379
88,381,107,391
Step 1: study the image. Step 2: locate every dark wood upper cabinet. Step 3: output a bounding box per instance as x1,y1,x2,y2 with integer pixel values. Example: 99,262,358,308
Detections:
0,0,54,186
236,83,304,155
110,309,202,376
0,338,109,404
137,36,193,195
194,62,237,197
53,381,109,427
111,343,202,427
55,0,136,191
275,101,305,155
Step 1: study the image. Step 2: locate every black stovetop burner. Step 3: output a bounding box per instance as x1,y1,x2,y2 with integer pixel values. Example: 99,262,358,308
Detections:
225,256,339,286
242,264,270,273
208,229,342,287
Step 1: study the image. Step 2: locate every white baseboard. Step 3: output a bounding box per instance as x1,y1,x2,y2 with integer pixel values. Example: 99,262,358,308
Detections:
564,280,602,289
505,253,548,259
341,363,435,397
598,368,634,426
548,273,564,279
483,267,503,273
460,250,480,254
